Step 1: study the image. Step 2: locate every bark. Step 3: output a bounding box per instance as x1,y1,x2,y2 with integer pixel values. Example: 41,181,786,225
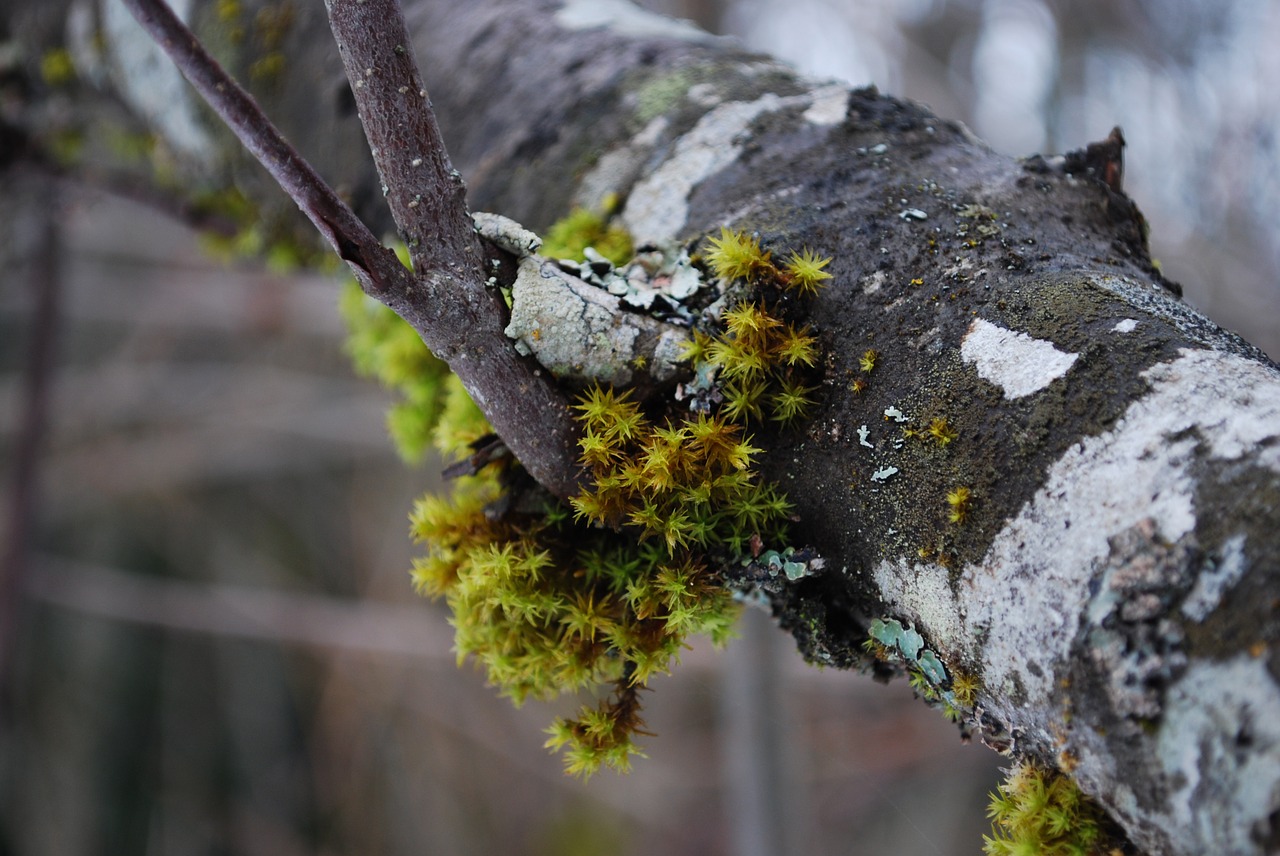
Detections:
6,1,1280,853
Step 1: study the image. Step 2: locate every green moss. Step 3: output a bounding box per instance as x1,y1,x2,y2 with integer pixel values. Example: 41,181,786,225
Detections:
39,48,76,87
341,225,829,778
195,185,335,274
541,207,634,266
984,763,1112,856
248,52,286,84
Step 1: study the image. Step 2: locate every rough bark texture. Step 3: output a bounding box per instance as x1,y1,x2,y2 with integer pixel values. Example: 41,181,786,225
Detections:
6,1,1280,853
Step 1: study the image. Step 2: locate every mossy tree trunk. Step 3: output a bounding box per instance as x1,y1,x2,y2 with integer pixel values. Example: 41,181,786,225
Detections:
6,0,1280,852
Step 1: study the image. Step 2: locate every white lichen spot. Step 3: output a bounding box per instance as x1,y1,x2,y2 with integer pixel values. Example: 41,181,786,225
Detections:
623,92,802,243
960,317,1079,399
857,425,873,448
860,270,886,294
899,208,928,221
1113,318,1139,333
871,466,899,482
802,83,849,126
554,0,710,41
883,406,908,422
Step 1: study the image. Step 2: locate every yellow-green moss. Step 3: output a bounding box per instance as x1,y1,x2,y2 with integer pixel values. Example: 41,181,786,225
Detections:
39,48,76,87
984,763,1113,856
341,225,829,777
541,207,634,266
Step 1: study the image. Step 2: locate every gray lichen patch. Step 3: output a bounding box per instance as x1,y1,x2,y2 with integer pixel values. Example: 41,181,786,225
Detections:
1156,655,1280,854
473,211,541,256
504,257,685,387
1082,518,1195,721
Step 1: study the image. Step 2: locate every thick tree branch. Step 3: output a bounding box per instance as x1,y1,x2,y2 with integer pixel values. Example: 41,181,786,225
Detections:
8,1,1280,851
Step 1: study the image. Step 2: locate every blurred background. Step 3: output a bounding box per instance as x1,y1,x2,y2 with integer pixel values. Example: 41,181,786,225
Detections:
2,1,1276,855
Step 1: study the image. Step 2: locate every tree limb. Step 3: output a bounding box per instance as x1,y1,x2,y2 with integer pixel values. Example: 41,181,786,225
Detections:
118,0,584,497
8,1,1280,852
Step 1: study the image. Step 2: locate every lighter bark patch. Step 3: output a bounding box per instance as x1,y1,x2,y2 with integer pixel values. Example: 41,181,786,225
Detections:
872,558,964,658
802,83,849,126
1157,656,1280,853
957,349,1278,742
1181,533,1247,622
574,116,669,211
554,0,709,41
960,317,1078,399
622,93,798,243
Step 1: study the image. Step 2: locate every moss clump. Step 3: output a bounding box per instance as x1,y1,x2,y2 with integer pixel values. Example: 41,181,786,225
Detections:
541,207,634,266
339,274,487,461
341,224,830,777
984,763,1114,856
39,48,76,86
704,226,833,299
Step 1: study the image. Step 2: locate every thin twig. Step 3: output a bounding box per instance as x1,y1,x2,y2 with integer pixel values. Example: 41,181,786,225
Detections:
124,0,582,497
119,0,412,297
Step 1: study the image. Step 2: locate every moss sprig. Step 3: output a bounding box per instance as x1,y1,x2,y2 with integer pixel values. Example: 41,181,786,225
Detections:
984,763,1118,856
704,226,833,298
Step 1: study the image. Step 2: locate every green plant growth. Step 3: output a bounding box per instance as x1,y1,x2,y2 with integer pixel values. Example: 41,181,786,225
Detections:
984,762,1115,856
541,205,634,266
341,222,830,776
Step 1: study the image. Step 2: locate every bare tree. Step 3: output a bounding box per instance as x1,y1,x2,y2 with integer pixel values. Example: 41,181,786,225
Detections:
4,1,1279,853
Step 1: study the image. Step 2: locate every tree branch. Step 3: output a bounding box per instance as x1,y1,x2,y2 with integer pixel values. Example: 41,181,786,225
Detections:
322,0,476,277
119,0,413,297
121,0,583,497
322,0,584,498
